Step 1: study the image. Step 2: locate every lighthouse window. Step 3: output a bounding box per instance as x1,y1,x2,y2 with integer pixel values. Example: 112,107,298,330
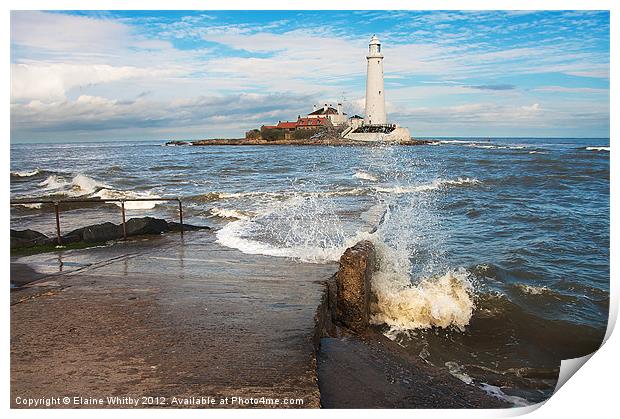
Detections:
378,45,381,53
379,91,381,95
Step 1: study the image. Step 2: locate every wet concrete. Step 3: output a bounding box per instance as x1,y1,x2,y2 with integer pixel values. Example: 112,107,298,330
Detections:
10,232,336,408
317,331,510,408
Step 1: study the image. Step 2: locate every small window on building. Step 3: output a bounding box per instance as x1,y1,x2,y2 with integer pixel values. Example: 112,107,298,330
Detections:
379,91,381,95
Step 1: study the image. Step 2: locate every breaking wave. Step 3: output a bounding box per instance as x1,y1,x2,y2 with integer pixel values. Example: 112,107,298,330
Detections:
209,207,253,220
93,189,162,210
373,177,480,194
369,238,476,333
353,171,379,181
30,173,162,209
585,146,609,152
38,174,109,196
11,169,41,178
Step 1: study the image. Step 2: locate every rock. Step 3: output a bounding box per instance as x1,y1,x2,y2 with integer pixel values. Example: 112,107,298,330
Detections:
335,240,376,333
124,217,170,236
63,222,121,244
10,229,50,249
168,222,211,232
12,217,210,250
82,222,123,243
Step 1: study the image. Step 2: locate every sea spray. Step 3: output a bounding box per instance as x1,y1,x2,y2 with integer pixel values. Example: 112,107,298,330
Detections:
216,177,353,263
358,145,477,333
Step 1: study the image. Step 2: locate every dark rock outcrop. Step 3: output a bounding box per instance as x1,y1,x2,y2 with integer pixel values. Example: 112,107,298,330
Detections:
124,217,170,236
335,240,376,333
10,229,51,249
11,217,211,249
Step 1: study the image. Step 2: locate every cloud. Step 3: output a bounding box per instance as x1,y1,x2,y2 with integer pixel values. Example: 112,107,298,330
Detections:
9,11,610,140
11,63,177,102
11,92,318,140
465,84,516,91
11,11,130,54
534,86,608,94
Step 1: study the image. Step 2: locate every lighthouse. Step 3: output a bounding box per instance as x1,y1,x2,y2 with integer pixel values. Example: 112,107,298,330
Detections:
364,35,387,125
342,34,411,142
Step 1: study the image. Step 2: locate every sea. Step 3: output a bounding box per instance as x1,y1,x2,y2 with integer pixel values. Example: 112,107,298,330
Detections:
10,137,610,405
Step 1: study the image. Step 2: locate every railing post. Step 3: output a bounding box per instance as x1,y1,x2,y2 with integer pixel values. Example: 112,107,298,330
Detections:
121,200,127,240
54,202,62,246
178,199,184,236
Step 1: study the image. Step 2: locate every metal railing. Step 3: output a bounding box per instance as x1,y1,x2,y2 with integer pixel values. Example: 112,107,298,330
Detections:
10,197,184,246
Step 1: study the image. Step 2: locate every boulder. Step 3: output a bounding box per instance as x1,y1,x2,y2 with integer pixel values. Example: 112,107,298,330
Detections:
168,221,211,232
124,217,170,236
335,240,376,333
10,229,50,249
12,217,210,249
82,222,123,243
63,222,121,243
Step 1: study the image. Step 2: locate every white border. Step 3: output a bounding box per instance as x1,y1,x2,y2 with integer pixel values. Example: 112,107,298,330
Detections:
3,1,617,418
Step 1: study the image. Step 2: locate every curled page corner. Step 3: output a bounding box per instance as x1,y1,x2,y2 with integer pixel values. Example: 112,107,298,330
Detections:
554,353,595,393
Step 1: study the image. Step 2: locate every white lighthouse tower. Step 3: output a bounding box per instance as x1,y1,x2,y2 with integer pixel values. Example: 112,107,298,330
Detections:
342,34,411,142
364,34,387,125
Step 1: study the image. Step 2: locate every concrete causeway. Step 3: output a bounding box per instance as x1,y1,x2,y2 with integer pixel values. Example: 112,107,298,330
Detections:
10,231,336,408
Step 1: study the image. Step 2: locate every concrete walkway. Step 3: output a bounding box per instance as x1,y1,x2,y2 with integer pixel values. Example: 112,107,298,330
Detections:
10,231,336,408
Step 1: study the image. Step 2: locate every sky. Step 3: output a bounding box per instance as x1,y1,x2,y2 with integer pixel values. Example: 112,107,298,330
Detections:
10,10,610,142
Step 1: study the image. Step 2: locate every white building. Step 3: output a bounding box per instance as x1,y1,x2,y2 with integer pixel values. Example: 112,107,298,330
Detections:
308,103,347,125
364,35,387,125
343,34,411,142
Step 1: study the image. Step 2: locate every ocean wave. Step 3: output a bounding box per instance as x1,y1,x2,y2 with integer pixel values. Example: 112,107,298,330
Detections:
190,188,369,203
515,284,550,296
353,171,379,182
438,140,474,144
11,169,41,178
38,174,109,197
373,177,480,194
585,146,609,152
370,265,476,333
13,202,43,209
93,189,162,210
209,207,253,220
32,173,161,210
215,219,364,263
479,383,530,407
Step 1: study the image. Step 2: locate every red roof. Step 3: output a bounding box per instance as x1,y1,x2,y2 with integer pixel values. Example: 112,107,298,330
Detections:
275,121,297,129
297,117,331,127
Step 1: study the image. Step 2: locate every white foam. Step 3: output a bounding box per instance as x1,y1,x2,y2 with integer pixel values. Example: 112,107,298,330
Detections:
373,177,480,194
353,171,379,182
38,174,109,197
479,383,531,407
93,188,161,210
517,284,549,295
209,207,252,220
445,361,474,385
586,146,610,152
14,202,43,209
370,262,476,332
38,174,69,190
438,140,473,144
216,219,365,263
11,169,40,177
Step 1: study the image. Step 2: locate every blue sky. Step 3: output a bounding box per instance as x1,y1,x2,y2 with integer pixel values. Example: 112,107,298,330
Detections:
10,10,610,141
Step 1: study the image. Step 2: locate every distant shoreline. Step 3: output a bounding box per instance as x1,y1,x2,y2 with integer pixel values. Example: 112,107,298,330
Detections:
165,138,436,147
